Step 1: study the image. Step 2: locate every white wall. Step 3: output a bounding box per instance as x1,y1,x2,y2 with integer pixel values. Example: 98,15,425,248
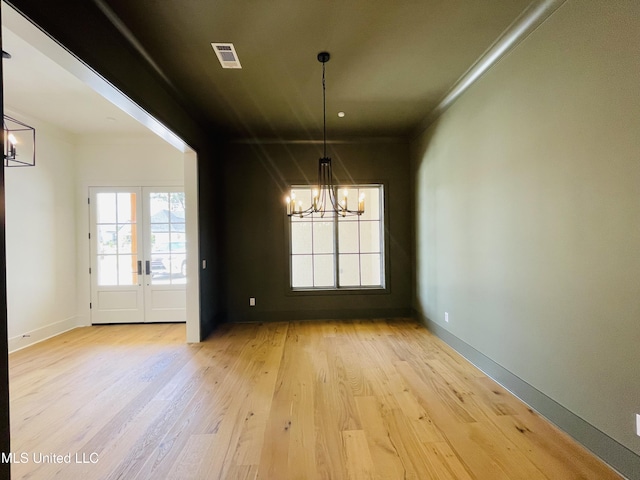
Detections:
74,133,184,326
5,111,78,351
4,124,185,350
75,133,184,184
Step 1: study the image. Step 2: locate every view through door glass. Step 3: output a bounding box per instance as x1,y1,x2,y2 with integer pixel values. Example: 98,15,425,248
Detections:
96,192,139,286
91,187,144,324
149,192,186,285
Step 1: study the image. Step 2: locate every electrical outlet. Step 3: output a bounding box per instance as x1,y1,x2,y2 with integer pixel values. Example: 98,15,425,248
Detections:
636,414,640,437
445,312,449,323
249,297,256,307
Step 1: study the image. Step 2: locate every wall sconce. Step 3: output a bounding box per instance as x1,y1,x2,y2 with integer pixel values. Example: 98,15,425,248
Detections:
4,115,35,167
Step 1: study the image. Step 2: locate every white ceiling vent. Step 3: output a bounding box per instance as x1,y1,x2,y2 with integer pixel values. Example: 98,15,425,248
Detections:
211,43,242,69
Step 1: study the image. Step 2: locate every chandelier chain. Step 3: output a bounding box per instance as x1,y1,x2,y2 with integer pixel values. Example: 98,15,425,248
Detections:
322,60,326,159
284,52,364,218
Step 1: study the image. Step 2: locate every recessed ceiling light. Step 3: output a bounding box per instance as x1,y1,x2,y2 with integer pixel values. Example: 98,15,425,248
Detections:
337,111,345,118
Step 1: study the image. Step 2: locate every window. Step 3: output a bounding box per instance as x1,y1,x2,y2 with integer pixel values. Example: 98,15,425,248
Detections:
289,185,384,290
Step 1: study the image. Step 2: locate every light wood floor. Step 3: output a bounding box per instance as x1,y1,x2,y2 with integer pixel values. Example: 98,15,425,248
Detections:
9,319,621,480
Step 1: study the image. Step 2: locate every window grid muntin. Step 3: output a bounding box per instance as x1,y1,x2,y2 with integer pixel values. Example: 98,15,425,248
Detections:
290,185,384,290
290,207,338,288
149,191,186,285
96,192,139,286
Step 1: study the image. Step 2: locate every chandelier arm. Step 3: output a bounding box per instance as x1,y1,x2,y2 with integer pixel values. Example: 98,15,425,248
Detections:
328,173,339,212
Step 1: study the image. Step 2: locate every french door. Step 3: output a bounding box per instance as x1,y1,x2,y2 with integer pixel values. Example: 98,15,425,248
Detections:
89,187,187,324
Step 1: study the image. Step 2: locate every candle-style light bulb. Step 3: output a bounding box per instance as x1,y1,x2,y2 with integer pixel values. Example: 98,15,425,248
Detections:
358,193,365,214
7,133,17,159
290,193,297,215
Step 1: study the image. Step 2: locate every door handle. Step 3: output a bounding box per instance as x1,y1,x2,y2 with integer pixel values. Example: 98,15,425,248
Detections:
145,260,151,275
137,260,142,275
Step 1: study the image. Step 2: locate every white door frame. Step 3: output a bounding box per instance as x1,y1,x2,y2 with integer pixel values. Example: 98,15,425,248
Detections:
78,155,200,341
184,151,200,342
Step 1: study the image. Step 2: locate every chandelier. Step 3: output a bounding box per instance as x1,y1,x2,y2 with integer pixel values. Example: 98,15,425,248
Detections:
285,52,364,218
4,115,36,168
2,52,36,168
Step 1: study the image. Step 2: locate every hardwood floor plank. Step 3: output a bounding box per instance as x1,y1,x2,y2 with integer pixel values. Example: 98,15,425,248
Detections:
9,320,623,480
198,323,288,479
354,396,407,480
342,430,376,480
164,434,215,480
421,442,474,480
491,412,623,480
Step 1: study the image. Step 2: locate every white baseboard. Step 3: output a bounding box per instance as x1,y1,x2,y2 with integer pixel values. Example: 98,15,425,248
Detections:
8,317,79,353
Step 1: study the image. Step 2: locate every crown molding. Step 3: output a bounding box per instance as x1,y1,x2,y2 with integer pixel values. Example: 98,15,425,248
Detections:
413,0,567,139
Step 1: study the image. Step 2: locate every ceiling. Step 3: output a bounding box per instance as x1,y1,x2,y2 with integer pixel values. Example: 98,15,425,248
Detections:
1,1,536,140
95,0,534,139
1,4,150,136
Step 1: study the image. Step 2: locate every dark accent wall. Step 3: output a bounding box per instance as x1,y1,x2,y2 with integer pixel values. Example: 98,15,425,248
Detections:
221,141,412,322
0,5,11,477
196,142,227,338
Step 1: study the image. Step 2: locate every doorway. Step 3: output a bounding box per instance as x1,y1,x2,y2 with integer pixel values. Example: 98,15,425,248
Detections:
89,186,187,324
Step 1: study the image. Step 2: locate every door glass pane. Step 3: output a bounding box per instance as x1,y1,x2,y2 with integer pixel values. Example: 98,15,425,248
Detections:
171,223,186,240
97,225,117,254
96,193,116,223
97,255,118,286
151,223,168,251
95,191,139,286
149,191,186,285
117,192,135,223
118,224,135,254
118,255,138,285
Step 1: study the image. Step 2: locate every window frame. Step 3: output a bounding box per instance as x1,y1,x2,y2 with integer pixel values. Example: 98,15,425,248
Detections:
285,183,389,294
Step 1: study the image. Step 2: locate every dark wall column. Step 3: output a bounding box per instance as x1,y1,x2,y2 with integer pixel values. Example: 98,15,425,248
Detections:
0,5,12,476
